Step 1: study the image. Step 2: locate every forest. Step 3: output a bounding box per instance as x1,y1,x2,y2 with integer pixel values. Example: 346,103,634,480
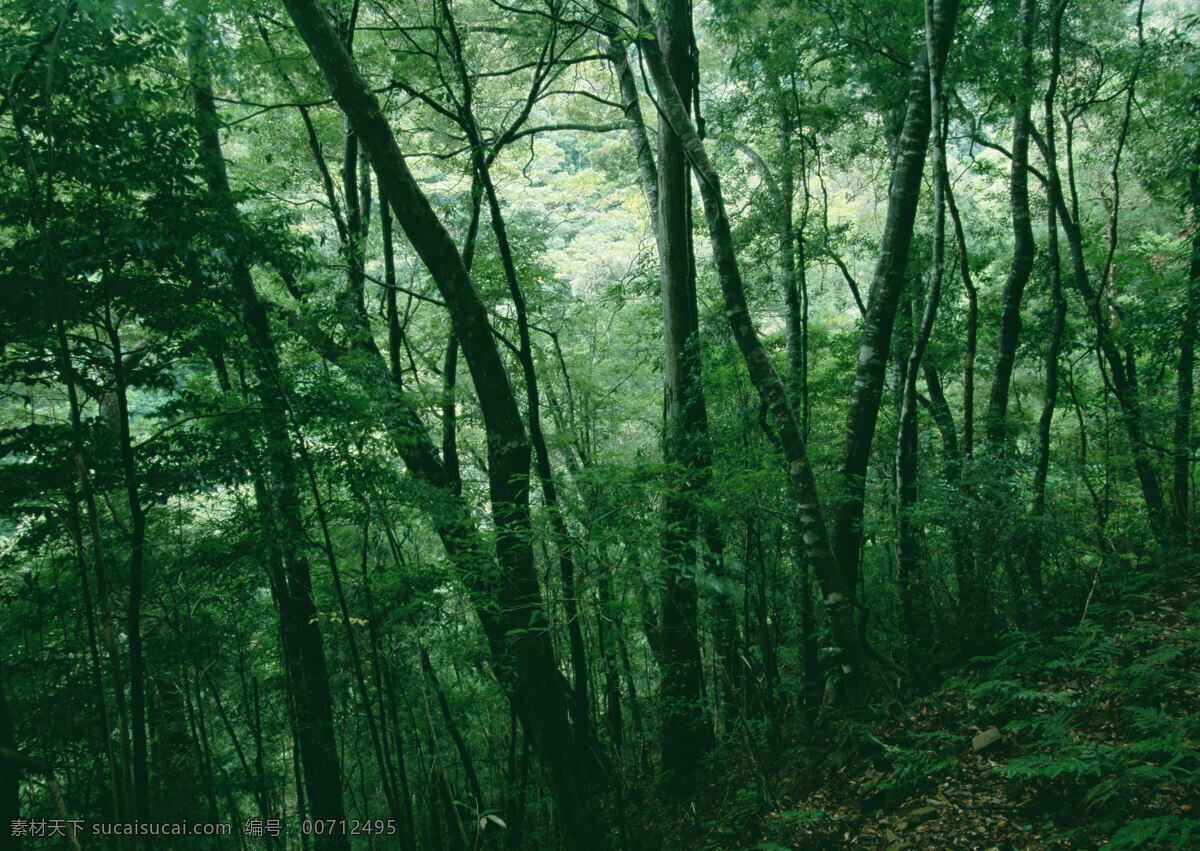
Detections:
1,0,1198,847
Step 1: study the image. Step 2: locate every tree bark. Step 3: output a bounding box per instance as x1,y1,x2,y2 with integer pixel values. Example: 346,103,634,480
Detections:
1172,129,1200,535
190,28,349,845
635,13,867,697
831,0,961,590
1026,0,1069,592
610,0,718,769
605,23,659,234
279,1,601,845
985,0,1036,449
896,0,951,647
653,0,714,779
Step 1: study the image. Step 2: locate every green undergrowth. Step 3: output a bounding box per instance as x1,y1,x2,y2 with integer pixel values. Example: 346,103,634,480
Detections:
949,585,1200,847
639,576,1200,849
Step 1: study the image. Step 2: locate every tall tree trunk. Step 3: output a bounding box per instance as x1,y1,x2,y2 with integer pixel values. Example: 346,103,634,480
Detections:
279,2,601,845
103,310,150,820
435,0,603,778
65,498,122,821
654,0,714,779
831,0,961,590
782,107,820,710
1026,0,1069,592
1033,0,1171,547
301,462,402,824
189,29,348,845
897,0,950,646
610,0,717,770
1173,129,1200,536
634,12,867,697
984,0,1036,449
944,178,978,461
597,567,625,756
894,300,917,644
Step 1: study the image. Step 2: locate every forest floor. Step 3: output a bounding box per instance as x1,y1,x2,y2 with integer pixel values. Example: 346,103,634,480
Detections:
639,577,1200,850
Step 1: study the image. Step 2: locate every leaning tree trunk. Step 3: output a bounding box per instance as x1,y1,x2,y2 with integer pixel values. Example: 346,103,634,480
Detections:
984,0,1036,450
190,35,349,848
831,0,961,591
434,0,606,781
635,14,866,698
279,1,601,845
1026,0,1069,591
896,0,951,648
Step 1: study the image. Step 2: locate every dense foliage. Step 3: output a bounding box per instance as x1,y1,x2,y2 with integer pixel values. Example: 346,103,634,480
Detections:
1,0,1197,848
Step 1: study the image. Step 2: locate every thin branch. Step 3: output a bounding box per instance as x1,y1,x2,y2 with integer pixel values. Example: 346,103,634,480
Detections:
505,121,624,144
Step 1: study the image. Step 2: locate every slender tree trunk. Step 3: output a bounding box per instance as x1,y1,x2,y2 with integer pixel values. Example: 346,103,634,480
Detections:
274,89,400,806
635,14,867,697
103,310,150,820
897,0,950,646
418,644,484,818
976,0,1036,624
831,0,961,589
249,675,279,833
942,179,977,460
192,667,224,825
300,461,401,824
200,671,266,824
383,664,418,851
613,0,730,757
894,300,918,645
1033,1,1170,547
190,29,348,844
1173,130,1200,537
355,526,408,832
65,499,121,820
653,0,714,779
782,107,820,711
985,0,1037,449
279,2,601,843
1026,0,1069,592
597,568,624,755
605,24,659,234
919,366,980,634
416,661,469,851
437,1,600,770
505,713,531,851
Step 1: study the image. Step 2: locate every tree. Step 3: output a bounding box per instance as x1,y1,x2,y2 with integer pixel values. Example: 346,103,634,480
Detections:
2,0,1198,844
278,0,602,845
830,0,960,592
